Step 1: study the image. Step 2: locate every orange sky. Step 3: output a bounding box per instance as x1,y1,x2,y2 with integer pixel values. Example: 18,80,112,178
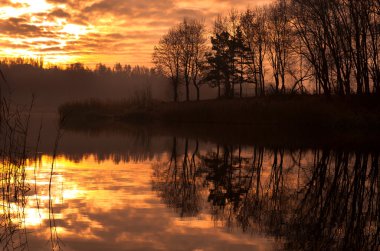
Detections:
0,0,270,67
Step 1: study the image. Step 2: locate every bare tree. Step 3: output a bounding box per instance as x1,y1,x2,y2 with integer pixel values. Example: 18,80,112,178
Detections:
291,0,379,95
153,28,182,102
291,0,335,95
267,0,292,94
189,21,207,101
179,19,207,101
241,7,268,96
347,0,371,94
179,20,193,101
368,0,380,94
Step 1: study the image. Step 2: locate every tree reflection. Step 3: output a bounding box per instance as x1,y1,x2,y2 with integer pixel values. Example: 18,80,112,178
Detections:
152,138,380,250
152,138,202,217
290,150,380,250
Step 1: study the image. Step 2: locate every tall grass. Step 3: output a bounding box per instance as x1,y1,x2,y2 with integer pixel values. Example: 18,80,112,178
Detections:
0,94,33,249
0,69,62,250
58,86,155,124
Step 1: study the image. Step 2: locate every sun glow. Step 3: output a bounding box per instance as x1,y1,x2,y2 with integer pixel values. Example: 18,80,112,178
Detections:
0,0,92,65
0,0,53,18
61,24,88,38
12,0,52,13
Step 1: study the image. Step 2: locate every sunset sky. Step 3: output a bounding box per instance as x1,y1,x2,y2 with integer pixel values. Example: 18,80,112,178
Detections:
0,0,269,67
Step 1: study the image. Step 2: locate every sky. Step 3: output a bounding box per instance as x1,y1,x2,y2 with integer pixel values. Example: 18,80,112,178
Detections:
0,0,269,67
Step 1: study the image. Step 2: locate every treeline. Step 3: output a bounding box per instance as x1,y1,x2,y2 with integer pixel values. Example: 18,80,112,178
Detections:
0,57,159,76
0,58,169,110
153,0,380,101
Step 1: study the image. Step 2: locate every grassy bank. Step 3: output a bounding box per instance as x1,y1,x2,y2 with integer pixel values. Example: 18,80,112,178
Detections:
59,95,380,130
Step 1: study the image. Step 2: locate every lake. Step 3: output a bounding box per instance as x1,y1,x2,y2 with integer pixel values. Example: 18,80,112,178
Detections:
1,114,379,251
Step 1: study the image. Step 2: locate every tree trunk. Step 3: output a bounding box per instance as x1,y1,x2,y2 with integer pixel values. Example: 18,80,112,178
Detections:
217,82,221,99
186,82,190,101
173,81,178,102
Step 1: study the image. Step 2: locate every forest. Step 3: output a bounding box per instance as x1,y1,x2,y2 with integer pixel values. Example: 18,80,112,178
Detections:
0,58,169,110
153,0,380,101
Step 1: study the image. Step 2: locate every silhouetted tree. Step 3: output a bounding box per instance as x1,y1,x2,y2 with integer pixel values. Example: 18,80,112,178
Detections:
204,26,250,98
291,0,380,95
95,63,111,75
153,28,182,102
67,62,86,72
267,0,292,94
240,7,268,96
179,19,207,101
113,63,123,73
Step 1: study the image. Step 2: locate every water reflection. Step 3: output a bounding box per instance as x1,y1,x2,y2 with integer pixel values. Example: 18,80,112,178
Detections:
13,153,273,251
152,138,202,218
152,139,380,250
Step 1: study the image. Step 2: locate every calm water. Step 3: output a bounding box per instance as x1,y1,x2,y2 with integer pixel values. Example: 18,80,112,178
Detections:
2,115,379,250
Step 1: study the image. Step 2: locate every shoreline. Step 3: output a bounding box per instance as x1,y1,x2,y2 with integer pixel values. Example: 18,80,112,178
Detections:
59,95,380,128
58,95,380,150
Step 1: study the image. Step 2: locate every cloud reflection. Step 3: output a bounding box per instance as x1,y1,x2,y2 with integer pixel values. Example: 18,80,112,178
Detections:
21,154,272,251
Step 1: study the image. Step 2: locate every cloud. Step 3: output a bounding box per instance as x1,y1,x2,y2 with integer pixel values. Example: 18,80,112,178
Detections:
0,0,271,66
49,8,71,18
0,17,51,37
0,0,27,8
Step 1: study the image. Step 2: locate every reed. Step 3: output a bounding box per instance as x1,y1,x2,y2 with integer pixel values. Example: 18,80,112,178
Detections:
0,95,33,249
0,70,62,250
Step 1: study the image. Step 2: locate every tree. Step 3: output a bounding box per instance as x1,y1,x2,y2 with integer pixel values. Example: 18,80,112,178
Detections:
204,19,251,98
205,31,235,98
188,21,207,101
95,63,111,75
291,0,334,95
267,0,292,94
113,63,123,73
241,7,268,96
179,19,207,101
153,28,182,102
234,26,251,97
291,0,379,95
369,0,380,94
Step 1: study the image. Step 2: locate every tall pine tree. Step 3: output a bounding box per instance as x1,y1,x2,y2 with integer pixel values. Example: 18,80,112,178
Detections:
205,27,251,98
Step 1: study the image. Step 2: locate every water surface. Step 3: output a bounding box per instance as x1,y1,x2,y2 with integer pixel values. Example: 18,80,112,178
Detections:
2,116,379,250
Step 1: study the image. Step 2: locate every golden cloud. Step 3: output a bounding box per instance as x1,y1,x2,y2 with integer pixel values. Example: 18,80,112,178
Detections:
0,0,270,66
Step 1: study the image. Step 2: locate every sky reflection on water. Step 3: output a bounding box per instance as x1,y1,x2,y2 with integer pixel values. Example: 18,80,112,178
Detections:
3,117,378,251
21,154,275,251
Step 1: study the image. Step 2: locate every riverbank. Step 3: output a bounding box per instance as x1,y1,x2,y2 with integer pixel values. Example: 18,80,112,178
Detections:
59,95,380,128
58,95,380,149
